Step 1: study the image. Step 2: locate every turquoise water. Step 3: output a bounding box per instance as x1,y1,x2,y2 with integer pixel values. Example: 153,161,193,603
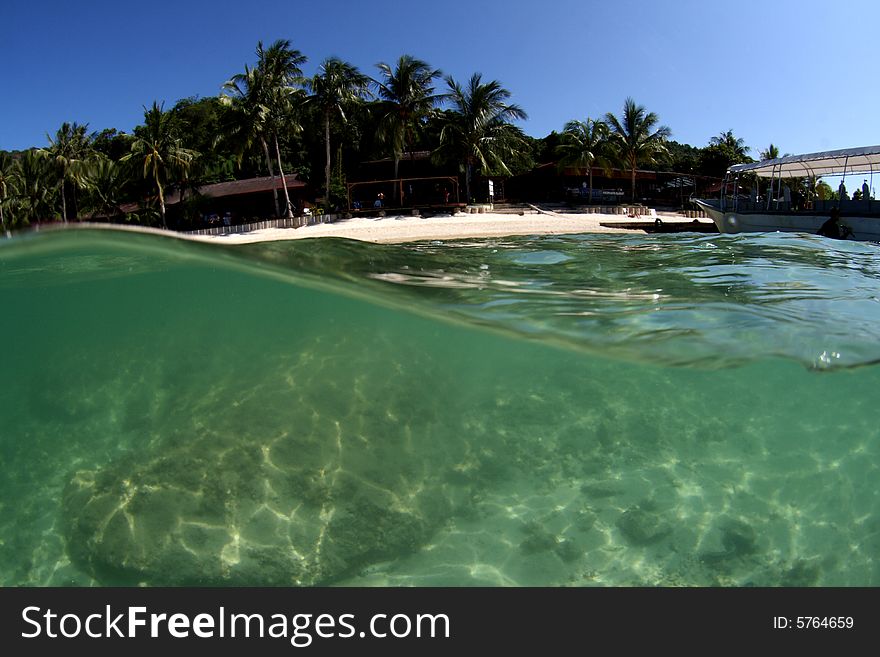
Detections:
1,227,879,586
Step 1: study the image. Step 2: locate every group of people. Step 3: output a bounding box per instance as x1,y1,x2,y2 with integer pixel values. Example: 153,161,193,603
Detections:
351,187,453,211
836,179,872,202
206,211,232,226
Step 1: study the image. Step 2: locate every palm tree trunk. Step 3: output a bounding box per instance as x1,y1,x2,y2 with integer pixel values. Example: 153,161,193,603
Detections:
465,161,472,205
273,133,294,221
157,182,167,229
393,155,400,203
588,167,593,205
324,110,331,209
60,179,68,223
630,159,637,204
261,137,281,217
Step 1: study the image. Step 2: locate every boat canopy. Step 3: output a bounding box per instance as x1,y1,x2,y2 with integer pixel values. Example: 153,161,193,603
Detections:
727,145,880,178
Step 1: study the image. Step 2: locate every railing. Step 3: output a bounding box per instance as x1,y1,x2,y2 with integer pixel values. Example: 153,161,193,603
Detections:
722,199,878,215
184,213,339,236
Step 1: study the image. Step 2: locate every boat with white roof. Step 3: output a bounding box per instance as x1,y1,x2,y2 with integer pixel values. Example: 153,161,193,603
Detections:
694,145,880,241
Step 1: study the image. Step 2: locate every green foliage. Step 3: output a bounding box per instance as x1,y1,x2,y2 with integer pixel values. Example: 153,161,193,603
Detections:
122,102,198,227
92,128,133,161
309,58,371,206
699,130,752,177
435,73,528,202
7,150,58,225
9,41,807,228
759,143,780,161
556,118,612,202
171,97,237,184
80,157,130,219
39,122,95,221
710,130,750,159
604,98,671,201
533,131,563,164
661,140,701,173
556,119,611,173
374,55,442,188
221,39,307,218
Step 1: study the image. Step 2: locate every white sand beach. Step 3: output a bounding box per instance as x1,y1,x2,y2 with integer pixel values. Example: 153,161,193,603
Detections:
189,210,706,245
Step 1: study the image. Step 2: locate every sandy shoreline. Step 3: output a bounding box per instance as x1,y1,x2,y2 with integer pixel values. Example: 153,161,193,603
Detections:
188,210,700,245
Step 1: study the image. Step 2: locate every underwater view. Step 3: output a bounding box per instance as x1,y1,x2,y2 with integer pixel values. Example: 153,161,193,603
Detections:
1,227,879,587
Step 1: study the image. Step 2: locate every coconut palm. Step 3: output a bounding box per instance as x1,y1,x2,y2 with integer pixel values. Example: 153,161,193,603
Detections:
710,130,750,159
308,58,371,207
123,102,197,228
436,73,528,203
759,144,780,161
40,122,93,222
82,157,129,220
257,40,307,219
556,118,611,204
604,98,671,203
374,55,442,194
222,65,282,216
222,39,307,219
0,152,13,233
10,150,57,226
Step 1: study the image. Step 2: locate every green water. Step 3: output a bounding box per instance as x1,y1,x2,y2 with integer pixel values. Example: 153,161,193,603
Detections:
1,227,879,586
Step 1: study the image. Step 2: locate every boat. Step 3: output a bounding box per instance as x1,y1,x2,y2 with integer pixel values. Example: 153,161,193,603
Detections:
693,145,880,241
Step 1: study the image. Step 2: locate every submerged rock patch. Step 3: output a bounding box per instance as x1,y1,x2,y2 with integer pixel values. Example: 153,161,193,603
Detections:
61,336,471,586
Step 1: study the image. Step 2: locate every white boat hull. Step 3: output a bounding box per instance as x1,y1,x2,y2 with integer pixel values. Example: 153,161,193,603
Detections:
693,200,880,242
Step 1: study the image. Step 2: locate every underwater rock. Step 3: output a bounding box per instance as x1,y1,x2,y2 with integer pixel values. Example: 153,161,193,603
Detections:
698,517,760,574
616,501,673,546
519,520,559,555
61,336,473,586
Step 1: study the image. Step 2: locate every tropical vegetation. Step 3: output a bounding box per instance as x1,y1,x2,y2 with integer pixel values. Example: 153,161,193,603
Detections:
555,118,610,203
604,98,671,203
1,38,810,232
435,73,528,203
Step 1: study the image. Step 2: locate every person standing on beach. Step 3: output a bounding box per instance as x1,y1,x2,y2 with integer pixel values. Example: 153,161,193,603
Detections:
862,180,870,201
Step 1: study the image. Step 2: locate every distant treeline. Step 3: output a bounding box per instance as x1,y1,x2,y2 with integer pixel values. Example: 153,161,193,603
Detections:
0,39,773,233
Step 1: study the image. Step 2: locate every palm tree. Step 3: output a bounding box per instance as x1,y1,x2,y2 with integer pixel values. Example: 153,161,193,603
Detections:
0,152,13,233
11,150,57,226
710,130,750,159
40,122,93,222
123,102,197,228
604,98,671,203
222,65,281,216
759,144,780,161
82,157,129,220
255,40,306,220
308,58,371,208
222,39,306,219
374,55,442,195
556,118,611,204
436,73,528,203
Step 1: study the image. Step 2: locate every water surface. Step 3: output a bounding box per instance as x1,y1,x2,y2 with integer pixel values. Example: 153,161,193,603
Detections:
1,228,878,586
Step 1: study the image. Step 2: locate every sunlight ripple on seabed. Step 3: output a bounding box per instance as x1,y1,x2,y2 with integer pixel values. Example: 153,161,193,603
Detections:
1,228,879,586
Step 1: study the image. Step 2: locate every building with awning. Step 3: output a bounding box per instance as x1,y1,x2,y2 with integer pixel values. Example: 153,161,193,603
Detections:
121,174,307,226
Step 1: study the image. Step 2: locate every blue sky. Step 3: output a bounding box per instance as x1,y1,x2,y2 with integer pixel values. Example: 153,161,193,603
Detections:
2,0,878,157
